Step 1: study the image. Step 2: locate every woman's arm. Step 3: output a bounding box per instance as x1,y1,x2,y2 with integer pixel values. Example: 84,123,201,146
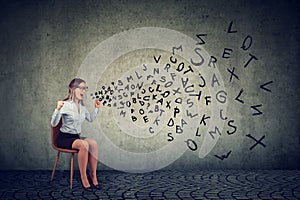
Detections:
85,100,100,122
50,101,65,127
51,109,62,127
85,108,99,122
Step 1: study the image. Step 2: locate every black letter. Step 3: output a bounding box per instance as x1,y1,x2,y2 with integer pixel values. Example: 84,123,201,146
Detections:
227,120,237,135
208,56,217,68
211,73,220,87
216,90,227,104
200,114,210,126
227,21,237,33
205,96,211,105
170,56,177,64
167,118,174,127
196,33,207,45
174,107,180,118
154,55,161,63
185,139,198,151
241,35,252,51
251,104,263,116
244,53,258,68
222,48,232,59
209,126,221,140
191,48,204,66
260,81,273,93
132,116,137,122
167,133,174,142
235,88,244,104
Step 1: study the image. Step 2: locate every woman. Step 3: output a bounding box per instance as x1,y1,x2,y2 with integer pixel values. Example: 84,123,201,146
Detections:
51,78,101,191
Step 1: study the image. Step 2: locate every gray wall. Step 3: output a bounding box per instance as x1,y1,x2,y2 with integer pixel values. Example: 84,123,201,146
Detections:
0,0,299,171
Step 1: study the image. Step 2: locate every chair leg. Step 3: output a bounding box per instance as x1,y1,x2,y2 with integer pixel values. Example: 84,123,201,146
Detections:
51,151,60,181
70,153,75,190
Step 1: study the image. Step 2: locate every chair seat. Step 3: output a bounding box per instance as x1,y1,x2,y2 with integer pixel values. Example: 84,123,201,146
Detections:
54,147,78,153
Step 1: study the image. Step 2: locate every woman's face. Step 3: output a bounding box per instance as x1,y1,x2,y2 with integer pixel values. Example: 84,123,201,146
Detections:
74,82,88,101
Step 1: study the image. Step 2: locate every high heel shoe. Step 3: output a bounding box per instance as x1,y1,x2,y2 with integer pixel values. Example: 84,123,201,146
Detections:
81,180,93,192
92,183,101,190
88,175,101,190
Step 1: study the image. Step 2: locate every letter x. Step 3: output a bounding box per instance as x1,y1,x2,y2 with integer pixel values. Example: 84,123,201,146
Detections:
172,87,181,95
227,67,239,82
246,134,266,150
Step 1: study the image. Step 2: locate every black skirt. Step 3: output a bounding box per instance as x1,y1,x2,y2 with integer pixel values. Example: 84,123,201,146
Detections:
56,131,80,149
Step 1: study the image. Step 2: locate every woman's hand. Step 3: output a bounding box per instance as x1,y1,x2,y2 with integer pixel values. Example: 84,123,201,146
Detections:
95,99,101,108
56,101,64,110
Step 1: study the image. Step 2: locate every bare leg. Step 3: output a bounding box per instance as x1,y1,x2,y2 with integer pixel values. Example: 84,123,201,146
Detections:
84,138,99,185
72,139,90,188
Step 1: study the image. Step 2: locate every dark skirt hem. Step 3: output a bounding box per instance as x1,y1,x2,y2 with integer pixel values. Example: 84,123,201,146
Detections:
56,131,80,149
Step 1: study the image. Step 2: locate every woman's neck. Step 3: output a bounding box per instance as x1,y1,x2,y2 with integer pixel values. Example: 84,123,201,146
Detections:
73,98,80,113
71,96,79,105
74,99,80,106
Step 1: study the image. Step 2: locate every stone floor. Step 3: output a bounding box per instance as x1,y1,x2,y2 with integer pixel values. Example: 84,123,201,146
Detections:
0,170,299,199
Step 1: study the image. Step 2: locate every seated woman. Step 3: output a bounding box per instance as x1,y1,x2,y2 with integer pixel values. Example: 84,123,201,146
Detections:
51,78,101,191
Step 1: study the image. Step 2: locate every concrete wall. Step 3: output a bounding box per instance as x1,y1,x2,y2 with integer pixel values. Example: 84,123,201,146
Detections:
0,0,299,171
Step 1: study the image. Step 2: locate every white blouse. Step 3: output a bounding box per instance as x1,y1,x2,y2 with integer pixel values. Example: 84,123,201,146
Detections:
51,100,99,134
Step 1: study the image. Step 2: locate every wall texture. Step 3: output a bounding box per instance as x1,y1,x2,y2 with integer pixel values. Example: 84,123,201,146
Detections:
0,0,299,171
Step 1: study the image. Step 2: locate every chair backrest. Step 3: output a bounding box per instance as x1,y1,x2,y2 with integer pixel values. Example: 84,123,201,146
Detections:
51,119,62,150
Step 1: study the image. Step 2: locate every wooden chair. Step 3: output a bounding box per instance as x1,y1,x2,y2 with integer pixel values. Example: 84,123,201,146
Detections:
50,120,78,190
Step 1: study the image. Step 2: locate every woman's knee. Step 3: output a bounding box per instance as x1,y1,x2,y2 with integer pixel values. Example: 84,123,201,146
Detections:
86,138,98,148
73,139,89,151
